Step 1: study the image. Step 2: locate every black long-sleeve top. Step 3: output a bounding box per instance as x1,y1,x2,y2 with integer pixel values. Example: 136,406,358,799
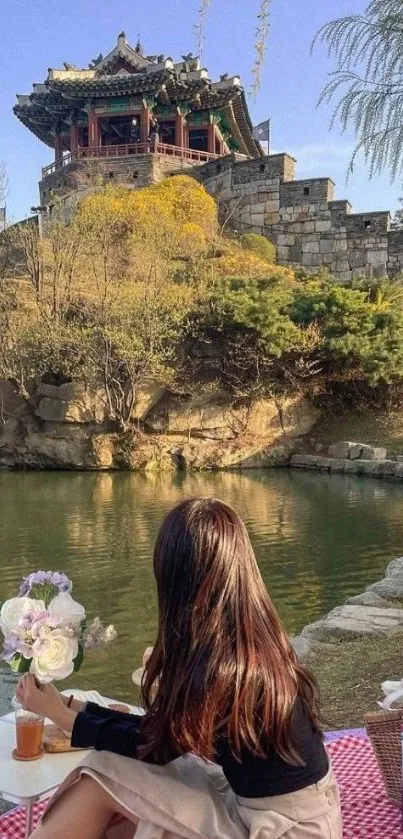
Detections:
71,700,328,798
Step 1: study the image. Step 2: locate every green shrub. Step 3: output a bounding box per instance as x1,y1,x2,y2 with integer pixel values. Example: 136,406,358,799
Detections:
240,233,276,264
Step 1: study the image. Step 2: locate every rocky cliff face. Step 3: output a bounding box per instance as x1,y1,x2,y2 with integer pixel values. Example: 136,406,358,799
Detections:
0,380,318,471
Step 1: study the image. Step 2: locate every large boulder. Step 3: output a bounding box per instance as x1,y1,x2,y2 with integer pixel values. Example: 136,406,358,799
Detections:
346,591,391,608
0,413,117,470
120,438,179,472
386,557,403,577
233,445,292,469
129,382,165,422
301,604,403,642
0,380,29,419
36,380,165,425
291,635,312,662
367,563,403,599
328,441,355,459
350,443,388,461
328,441,388,461
145,392,244,438
145,392,317,441
279,397,319,438
36,383,109,424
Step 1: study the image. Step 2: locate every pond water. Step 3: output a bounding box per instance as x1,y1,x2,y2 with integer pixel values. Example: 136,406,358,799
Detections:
1,468,403,702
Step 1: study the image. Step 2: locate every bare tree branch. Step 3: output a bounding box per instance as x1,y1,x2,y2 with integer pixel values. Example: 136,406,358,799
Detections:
194,0,272,94
0,162,8,216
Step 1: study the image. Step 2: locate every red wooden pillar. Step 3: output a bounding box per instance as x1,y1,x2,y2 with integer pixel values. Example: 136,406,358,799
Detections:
183,123,189,149
207,123,216,154
88,112,99,148
175,112,185,149
54,133,63,162
215,132,224,156
140,107,151,144
70,123,80,152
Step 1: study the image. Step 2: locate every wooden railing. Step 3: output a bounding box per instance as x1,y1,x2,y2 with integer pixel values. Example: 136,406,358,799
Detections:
42,143,220,178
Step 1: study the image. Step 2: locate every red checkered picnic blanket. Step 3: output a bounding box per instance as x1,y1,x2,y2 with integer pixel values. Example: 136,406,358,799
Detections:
0,801,45,837
329,735,401,838
0,735,401,838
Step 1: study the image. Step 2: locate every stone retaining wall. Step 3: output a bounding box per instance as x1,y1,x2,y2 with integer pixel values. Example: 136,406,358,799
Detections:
290,432,403,482
198,153,399,283
292,557,403,662
291,453,403,479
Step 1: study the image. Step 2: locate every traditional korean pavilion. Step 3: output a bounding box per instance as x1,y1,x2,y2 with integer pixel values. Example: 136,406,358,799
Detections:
14,32,262,204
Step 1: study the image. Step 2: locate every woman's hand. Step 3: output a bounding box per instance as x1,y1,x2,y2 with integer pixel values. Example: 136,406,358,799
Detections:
16,675,65,718
16,674,77,733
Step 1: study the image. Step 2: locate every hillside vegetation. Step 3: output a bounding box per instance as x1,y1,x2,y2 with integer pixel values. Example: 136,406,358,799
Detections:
1,175,403,431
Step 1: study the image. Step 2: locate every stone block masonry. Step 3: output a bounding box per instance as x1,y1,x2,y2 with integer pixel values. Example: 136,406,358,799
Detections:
290,439,402,479
198,153,399,282
37,145,403,282
39,154,197,221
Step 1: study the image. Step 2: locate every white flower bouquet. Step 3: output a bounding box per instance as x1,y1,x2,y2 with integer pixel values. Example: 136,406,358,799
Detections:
0,571,116,683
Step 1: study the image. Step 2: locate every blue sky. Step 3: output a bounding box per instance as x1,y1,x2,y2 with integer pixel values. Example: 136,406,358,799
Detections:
1,0,401,221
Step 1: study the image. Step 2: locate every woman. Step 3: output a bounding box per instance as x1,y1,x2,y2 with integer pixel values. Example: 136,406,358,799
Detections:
17,497,342,839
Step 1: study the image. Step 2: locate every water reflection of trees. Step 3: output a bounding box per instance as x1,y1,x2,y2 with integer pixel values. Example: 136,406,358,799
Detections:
2,470,403,698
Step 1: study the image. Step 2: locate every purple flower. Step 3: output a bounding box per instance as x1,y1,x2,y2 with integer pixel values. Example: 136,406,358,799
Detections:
30,612,51,639
19,570,73,597
2,633,20,663
49,572,72,593
19,571,47,596
19,611,36,630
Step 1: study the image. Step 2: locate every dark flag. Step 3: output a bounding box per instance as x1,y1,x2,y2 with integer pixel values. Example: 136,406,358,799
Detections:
252,118,271,151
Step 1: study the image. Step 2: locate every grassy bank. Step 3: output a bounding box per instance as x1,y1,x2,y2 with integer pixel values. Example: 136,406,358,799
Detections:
312,633,403,730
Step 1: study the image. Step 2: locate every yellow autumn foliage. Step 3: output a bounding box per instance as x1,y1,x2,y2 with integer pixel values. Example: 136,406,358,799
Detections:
209,249,295,281
76,176,217,261
140,175,218,239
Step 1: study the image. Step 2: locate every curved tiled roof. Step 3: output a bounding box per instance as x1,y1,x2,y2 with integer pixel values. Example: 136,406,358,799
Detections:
14,33,263,158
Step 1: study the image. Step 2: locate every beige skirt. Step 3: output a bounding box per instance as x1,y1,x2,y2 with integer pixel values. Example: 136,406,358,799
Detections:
43,750,342,839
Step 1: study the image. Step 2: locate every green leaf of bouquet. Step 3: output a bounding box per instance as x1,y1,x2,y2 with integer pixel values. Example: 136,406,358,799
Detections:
30,582,58,607
73,645,84,672
10,655,31,673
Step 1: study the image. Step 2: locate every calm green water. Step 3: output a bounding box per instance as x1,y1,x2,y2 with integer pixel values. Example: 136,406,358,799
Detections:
1,469,403,701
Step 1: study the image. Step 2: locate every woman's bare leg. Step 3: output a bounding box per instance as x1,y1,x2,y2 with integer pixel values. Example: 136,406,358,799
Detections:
30,775,135,839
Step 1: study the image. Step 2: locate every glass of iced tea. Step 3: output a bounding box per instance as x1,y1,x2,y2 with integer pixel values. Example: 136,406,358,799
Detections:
14,705,44,759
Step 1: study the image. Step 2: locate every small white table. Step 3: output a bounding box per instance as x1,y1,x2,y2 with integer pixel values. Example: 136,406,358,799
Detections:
0,716,89,837
0,692,143,838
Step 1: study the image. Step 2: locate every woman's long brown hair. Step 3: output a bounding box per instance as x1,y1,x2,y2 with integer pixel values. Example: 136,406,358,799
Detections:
141,497,321,764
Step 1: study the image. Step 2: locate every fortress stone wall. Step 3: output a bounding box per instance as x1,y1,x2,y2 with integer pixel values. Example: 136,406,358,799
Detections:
198,153,402,281
39,153,197,216
33,148,403,281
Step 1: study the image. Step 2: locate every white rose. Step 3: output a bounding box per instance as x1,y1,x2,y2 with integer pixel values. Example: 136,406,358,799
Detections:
30,629,79,683
0,597,46,635
49,593,86,628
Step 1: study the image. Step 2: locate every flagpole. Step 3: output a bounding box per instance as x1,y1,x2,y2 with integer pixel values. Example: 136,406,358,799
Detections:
267,117,271,156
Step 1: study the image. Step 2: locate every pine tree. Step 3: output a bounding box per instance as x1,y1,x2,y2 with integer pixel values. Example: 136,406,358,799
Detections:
314,0,403,179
